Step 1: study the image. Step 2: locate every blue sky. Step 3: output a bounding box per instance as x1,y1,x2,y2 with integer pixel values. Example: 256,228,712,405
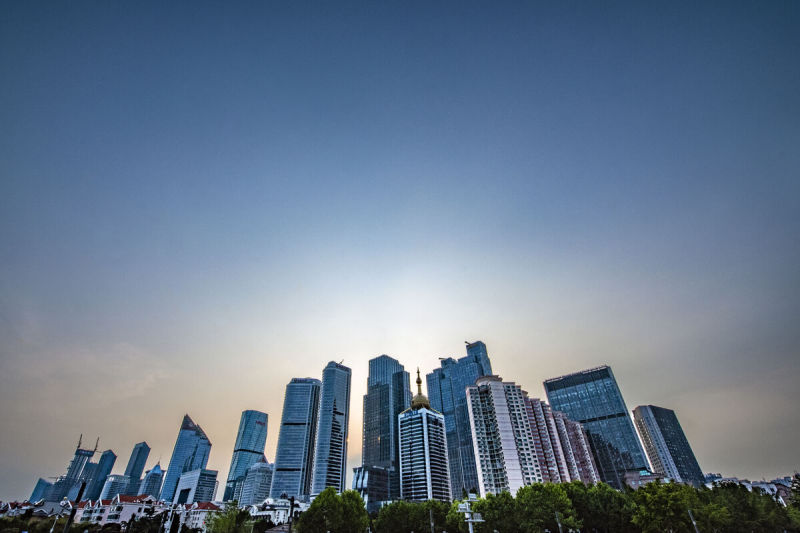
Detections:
1,1,799,500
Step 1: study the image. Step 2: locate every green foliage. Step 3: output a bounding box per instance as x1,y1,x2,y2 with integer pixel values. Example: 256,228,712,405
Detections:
631,481,699,533
295,487,369,533
205,503,250,533
515,483,581,533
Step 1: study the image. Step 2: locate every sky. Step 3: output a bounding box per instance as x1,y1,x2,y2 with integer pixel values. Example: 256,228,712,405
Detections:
1,1,799,501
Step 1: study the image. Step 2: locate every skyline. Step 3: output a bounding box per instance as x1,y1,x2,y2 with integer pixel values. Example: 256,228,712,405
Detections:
2,1,799,502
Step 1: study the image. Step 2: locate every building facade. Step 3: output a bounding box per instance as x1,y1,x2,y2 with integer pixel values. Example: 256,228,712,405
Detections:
99,475,130,501
466,376,543,496
426,341,493,496
270,378,321,500
633,405,704,486
398,371,451,502
239,458,273,506
544,366,648,489
138,463,164,498
84,450,117,501
161,415,213,503
311,362,351,495
355,355,411,510
174,469,218,504
223,410,268,501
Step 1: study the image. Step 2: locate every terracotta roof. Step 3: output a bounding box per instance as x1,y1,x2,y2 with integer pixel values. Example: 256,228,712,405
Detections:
193,502,220,511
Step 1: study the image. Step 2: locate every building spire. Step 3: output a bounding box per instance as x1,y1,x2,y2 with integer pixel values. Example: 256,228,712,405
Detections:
411,368,430,410
416,368,422,395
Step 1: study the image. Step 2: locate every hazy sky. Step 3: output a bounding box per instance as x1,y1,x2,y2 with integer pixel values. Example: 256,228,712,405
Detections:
1,1,799,501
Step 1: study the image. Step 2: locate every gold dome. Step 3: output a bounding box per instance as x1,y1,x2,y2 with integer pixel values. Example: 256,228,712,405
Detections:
411,368,430,410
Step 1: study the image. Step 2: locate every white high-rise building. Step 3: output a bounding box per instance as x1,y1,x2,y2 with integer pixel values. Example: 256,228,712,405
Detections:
466,376,543,496
398,370,451,502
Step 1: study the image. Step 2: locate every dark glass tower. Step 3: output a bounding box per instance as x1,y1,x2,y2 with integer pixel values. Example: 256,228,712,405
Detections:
544,366,648,489
223,410,268,501
633,405,704,487
426,340,492,496
355,355,411,510
160,414,212,503
270,378,321,500
84,450,117,501
123,442,150,496
311,362,351,495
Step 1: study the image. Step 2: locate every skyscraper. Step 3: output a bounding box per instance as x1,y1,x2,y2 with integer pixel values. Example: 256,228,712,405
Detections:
399,370,450,502
161,414,212,503
633,405,704,487
99,475,130,500
354,355,411,510
426,340,493,496
270,378,321,500
123,442,150,496
311,362,352,495
84,450,117,501
138,463,164,498
223,410,268,501
174,469,218,504
46,437,97,501
466,376,542,496
30,478,53,502
544,366,648,489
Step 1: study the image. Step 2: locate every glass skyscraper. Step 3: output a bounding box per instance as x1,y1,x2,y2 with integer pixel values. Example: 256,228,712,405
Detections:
224,410,268,501
633,405,704,487
138,463,164,498
311,362,352,495
544,365,648,489
270,378,321,500
123,442,150,496
355,354,411,508
84,449,117,501
426,340,493,496
160,414,212,503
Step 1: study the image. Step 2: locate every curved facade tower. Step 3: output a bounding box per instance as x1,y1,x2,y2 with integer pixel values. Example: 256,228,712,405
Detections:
311,361,351,495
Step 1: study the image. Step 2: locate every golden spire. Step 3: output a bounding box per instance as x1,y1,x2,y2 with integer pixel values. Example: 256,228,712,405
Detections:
411,367,430,410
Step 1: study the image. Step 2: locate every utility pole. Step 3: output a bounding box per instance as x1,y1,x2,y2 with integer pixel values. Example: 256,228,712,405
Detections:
429,507,434,533
688,509,700,533
555,511,563,533
287,496,296,533
61,481,86,533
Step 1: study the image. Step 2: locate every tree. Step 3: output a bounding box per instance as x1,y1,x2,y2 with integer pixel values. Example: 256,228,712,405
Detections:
295,487,368,533
478,491,517,533
631,481,698,533
374,501,415,533
515,483,581,533
205,503,250,533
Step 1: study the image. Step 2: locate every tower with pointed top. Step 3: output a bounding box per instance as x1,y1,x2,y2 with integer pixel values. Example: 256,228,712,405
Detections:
160,414,212,503
398,369,451,502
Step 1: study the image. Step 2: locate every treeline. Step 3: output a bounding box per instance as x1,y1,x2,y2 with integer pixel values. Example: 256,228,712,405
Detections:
298,478,800,533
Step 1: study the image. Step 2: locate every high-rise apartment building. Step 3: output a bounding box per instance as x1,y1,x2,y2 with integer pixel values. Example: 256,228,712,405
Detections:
526,399,600,484
633,405,704,487
311,362,351,495
123,442,150,496
355,355,411,510
544,366,648,489
466,376,543,496
161,415,212,503
270,378,321,500
426,341,492,496
239,458,273,506
223,410,268,501
138,463,164,498
398,371,450,502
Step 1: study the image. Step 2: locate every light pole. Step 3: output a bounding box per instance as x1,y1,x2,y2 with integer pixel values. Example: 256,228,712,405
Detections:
456,494,484,533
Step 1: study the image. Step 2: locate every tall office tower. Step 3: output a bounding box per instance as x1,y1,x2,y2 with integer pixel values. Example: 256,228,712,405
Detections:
551,411,601,484
525,399,600,485
161,415,212,503
633,405,704,487
223,410,268,501
99,475,131,500
30,478,53,502
138,463,164,498
84,450,117,501
270,378,321,500
466,376,542,496
174,469,218,504
426,341,493,496
311,362,352,495
123,442,150,496
239,458,274,506
544,366,648,489
46,437,97,501
355,355,411,510
398,370,451,502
